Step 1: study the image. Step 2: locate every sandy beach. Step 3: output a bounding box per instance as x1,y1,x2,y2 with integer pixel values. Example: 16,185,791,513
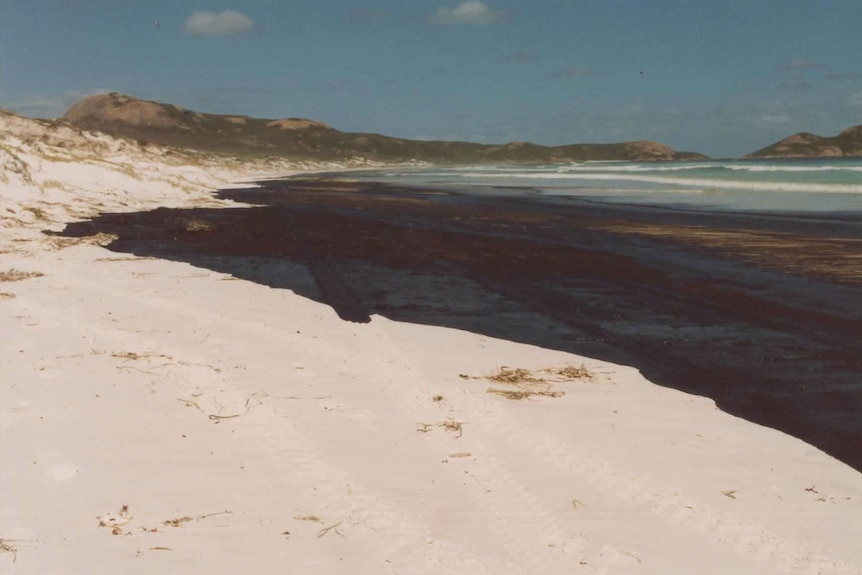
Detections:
2,111,862,574
61,175,862,471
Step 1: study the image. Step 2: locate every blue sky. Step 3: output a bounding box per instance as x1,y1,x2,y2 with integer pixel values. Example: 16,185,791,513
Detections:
1,0,860,158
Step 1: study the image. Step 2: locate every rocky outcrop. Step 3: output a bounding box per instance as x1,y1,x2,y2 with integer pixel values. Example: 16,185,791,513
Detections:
266,118,330,130
61,93,708,163
746,125,862,158
63,92,329,136
64,93,178,128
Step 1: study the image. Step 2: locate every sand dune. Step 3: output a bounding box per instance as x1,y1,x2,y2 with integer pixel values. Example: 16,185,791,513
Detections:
1,110,861,574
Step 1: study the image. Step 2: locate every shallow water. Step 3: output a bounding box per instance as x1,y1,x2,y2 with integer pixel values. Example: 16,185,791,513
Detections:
355,158,862,214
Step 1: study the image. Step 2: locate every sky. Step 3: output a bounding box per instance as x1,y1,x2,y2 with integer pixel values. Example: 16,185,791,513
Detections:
1,0,861,158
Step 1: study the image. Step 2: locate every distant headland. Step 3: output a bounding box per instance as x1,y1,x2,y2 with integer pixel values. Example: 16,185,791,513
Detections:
746,125,862,159
62,92,707,164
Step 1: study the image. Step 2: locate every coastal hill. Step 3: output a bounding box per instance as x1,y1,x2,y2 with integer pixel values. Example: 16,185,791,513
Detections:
63,92,707,164
746,125,862,159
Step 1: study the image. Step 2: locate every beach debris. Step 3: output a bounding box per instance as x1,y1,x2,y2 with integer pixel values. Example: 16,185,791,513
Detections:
163,516,193,528
98,507,231,535
149,547,173,551
432,394,444,403
94,255,154,263
483,366,559,399
207,394,262,423
470,364,595,384
53,232,118,249
294,515,323,523
416,416,464,438
111,351,172,361
97,504,133,535
487,388,564,400
208,413,241,421
722,490,737,500
571,499,586,510
316,521,344,539
804,487,836,503
0,269,44,282
465,364,595,400
486,367,542,385
0,539,19,563
543,364,593,381
182,217,216,233
177,397,202,411
449,452,472,458
162,510,232,529
163,216,218,233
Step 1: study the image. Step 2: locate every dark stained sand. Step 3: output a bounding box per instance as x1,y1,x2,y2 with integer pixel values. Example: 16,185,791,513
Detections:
56,176,862,471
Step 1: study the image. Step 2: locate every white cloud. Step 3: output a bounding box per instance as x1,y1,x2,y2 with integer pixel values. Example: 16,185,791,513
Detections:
431,1,505,24
183,10,254,36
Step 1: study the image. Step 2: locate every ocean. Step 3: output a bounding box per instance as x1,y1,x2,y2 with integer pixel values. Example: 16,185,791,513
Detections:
355,157,862,215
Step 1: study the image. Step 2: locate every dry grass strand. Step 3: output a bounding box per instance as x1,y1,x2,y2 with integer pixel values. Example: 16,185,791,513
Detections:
545,363,593,380
487,387,565,400
316,521,344,539
0,539,18,563
416,416,464,438
163,510,232,528
473,364,595,400
0,269,44,282
485,366,544,384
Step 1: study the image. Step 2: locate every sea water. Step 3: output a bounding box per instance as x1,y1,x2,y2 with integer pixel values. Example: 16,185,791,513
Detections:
358,158,862,215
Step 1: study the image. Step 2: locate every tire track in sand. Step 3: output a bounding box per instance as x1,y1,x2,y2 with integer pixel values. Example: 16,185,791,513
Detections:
370,320,857,575
21,257,522,574
32,255,859,574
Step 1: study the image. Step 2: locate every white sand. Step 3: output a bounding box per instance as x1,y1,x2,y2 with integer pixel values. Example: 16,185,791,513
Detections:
2,110,861,574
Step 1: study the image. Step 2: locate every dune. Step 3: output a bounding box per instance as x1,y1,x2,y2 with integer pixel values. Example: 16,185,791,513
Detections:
1,110,860,574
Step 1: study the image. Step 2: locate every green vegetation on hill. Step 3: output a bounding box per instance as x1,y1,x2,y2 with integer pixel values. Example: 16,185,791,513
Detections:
62,93,707,164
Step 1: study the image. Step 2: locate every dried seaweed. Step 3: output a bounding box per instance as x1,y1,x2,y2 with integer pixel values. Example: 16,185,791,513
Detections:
470,364,595,400
0,269,43,282
416,416,464,438
487,387,564,400
0,539,18,563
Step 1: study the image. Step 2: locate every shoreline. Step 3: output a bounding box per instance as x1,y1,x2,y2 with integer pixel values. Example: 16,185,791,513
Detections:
57,175,862,471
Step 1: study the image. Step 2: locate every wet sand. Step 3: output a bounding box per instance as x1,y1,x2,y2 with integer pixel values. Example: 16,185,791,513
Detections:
57,176,862,471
